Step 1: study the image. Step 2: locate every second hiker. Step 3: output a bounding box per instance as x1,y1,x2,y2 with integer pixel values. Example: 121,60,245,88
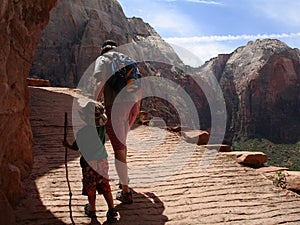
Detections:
63,101,118,224
93,40,141,204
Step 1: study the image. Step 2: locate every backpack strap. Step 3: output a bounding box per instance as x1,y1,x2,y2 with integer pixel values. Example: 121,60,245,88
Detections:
102,52,141,93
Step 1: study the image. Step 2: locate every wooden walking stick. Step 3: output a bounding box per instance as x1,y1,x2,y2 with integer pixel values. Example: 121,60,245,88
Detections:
64,112,75,225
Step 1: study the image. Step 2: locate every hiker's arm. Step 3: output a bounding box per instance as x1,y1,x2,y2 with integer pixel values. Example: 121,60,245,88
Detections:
62,140,79,151
94,71,106,101
93,56,107,101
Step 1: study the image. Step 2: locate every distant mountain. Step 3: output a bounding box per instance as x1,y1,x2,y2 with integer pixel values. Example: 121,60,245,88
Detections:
29,0,300,144
29,0,182,87
196,39,300,143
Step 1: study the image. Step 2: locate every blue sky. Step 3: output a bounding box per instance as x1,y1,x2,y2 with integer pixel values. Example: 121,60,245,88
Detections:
118,0,300,66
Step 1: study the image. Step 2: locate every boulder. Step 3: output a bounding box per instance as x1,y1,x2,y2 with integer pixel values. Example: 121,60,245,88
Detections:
222,151,268,168
182,130,210,145
285,171,300,192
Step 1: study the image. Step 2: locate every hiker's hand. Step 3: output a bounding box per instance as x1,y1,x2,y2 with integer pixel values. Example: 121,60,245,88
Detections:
98,113,107,126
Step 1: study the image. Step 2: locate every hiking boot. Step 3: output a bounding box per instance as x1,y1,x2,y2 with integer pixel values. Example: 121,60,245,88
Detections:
106,208,118,223
116,190,133,204
84,204,97,218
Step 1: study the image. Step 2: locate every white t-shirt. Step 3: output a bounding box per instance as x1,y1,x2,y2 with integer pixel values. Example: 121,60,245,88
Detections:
94,51,138,107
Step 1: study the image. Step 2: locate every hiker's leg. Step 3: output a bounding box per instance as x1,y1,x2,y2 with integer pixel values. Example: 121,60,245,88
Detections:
82,158,97,212
115,103,139,193
106,104,129,190
104,191,118,223
106,102,135,195
115,102,139,194
105,128,129,193
98,170,114,210
103,191,115,209
88,193,96,211
114,148,129,193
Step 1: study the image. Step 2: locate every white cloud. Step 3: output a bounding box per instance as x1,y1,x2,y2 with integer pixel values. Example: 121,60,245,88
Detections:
165,32,300,67
169,41,233,66
185,0,223,5
165,32,300,43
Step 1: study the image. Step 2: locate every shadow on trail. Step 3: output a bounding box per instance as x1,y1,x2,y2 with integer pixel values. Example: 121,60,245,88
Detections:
112,190,168,225
14,87,80,225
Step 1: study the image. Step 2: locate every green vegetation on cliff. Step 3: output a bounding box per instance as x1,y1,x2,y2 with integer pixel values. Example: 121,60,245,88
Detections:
233,138,300,171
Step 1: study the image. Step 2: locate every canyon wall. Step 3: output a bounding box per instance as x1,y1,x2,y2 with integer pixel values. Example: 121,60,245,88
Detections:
29,0,181,87
0,0,57,223
198,39,300,143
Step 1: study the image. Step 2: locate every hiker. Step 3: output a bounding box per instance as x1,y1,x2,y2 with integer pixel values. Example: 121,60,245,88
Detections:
62,101,118,224
93,40,141,204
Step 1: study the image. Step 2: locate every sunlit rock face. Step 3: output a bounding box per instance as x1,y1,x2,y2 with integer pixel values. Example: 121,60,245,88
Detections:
29,0,181,87
212,39,300,143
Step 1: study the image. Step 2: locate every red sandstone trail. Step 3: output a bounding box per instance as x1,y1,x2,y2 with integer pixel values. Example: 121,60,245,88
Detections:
15,87,300,225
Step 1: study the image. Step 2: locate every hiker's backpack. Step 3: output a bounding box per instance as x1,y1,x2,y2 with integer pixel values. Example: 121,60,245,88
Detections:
106,53,141,93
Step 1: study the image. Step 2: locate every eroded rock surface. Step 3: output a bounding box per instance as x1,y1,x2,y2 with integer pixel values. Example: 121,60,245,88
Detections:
0,0,57,222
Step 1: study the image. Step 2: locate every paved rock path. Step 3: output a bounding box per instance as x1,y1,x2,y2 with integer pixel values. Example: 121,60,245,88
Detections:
15,87,300,225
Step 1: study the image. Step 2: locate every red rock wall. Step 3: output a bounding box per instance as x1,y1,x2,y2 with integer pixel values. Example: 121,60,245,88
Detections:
196,39,300,144
221,40,300,143
0,0,57,223
29,0,182,87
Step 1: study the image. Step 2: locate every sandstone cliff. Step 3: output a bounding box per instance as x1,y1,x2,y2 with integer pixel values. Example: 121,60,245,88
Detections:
0,0,57,223
29,0,182,87
197,39,300,143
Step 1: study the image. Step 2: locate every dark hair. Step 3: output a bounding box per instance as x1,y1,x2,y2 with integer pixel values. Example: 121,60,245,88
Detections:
101,40,118,48
100,40,118,55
